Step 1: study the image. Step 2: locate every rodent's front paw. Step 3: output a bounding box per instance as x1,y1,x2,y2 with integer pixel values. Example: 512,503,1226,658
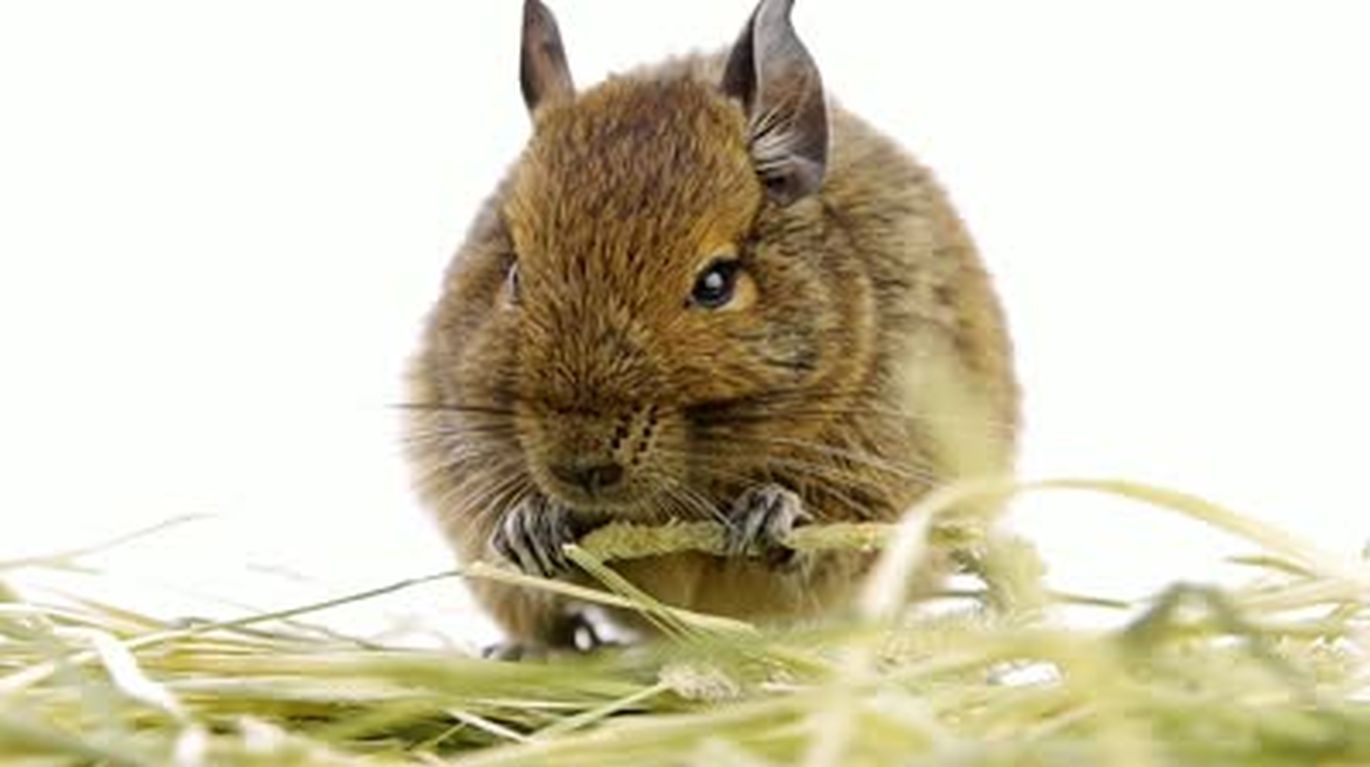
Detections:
725,484,813,570
491,495,579,578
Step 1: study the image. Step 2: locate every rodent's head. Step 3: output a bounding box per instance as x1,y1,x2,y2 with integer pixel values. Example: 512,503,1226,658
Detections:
451,0,873,516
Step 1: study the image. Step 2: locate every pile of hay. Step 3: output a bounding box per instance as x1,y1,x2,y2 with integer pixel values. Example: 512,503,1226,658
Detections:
1,478,1367,766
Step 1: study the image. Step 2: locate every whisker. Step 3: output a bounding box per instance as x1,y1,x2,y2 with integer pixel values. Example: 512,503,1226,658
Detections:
668,481,729,525
685,431,940,486
452,461,531,536
393,402,519,417
650,446,878,523
752,434,939,482
686,387,1014,431
653,485,704,526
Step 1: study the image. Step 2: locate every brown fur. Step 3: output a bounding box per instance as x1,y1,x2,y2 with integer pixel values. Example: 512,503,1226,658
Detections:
405,35,1017,645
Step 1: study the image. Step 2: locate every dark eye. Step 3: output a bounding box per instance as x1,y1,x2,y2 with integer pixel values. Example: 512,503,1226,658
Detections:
506,261,521,304
690,260,740,309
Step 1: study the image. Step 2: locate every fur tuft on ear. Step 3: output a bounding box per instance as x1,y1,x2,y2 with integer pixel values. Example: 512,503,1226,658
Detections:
722,0,828,205
520,0,575,116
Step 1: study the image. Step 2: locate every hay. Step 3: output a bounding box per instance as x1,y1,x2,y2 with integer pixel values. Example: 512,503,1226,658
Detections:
1,477,1367,766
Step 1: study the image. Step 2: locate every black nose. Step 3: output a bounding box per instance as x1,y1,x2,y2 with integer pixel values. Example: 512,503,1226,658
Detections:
550,461,625,495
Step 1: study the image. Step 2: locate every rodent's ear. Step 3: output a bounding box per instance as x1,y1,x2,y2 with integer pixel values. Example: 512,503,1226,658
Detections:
721,0,828,205
520,0,575,116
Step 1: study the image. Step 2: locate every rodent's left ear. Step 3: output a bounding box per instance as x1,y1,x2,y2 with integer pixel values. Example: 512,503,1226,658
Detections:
520,0,576,117
721,0,828,206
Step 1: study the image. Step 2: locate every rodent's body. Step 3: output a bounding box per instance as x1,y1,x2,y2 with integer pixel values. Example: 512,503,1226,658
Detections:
406,2,1016,651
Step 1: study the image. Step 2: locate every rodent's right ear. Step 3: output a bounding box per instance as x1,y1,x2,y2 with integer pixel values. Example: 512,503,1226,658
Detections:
520,0,576,117
722,0,828,206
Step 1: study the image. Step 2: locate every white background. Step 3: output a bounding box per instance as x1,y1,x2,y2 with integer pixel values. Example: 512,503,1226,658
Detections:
2,1,1368,645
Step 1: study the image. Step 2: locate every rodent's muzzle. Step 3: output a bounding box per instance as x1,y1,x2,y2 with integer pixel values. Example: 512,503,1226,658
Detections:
548,459,624,494
522,403,682,512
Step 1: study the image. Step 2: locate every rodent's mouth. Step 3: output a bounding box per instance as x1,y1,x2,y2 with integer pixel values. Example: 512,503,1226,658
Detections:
537,478,661,518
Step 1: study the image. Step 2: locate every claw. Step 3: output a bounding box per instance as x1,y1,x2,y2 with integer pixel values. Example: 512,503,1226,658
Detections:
490,495,579,578
725,484,812,570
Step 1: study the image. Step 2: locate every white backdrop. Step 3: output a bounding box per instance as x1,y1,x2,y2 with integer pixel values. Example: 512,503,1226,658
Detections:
2,1,1368,645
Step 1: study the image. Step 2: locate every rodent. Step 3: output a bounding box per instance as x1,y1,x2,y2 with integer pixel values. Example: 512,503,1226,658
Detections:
405,0,1018,656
